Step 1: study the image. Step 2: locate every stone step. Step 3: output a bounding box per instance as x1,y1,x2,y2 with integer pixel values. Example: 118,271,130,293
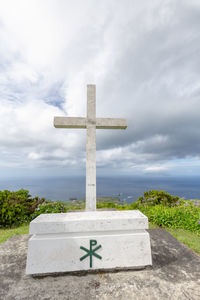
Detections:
29,210,148,235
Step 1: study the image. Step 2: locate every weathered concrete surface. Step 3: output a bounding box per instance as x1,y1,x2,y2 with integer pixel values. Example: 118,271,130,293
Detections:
29,210,149,234
0,229,200,300
26,211,151,274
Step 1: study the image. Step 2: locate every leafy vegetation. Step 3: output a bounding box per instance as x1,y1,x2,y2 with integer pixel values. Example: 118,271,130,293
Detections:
137,190,180,207
0,189,45,227
136,190,200,235
139,204,200,234
31,201,65,219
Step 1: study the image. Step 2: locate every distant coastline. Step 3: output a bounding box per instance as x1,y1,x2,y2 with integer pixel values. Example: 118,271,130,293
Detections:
0,175,200,203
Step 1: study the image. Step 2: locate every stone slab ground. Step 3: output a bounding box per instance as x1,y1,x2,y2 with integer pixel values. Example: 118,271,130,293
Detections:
0,229,199,300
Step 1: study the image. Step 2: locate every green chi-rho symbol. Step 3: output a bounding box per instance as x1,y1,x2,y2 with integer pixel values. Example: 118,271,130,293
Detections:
80,240,102,268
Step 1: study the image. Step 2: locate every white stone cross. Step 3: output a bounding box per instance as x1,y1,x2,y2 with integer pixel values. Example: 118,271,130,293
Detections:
54,85,127,211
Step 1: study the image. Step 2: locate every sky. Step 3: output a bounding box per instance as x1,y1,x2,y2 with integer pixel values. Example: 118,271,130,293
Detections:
1,0,200,178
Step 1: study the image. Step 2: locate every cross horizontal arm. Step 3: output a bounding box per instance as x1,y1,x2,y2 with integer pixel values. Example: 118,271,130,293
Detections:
54,117,127,129
96,118,127,129
54,117,86,129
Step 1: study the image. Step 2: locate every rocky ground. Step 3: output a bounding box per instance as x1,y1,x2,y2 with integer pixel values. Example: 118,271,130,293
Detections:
0,229,200,300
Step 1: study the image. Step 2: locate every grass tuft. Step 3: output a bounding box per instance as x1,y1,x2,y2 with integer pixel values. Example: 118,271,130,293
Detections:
165,227,200,254
0,224,29,244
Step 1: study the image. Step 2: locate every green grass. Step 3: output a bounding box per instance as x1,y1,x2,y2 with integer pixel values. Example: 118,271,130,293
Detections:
0,224,29,244
148,223,200,254
149,223,160,229
165,227,200,255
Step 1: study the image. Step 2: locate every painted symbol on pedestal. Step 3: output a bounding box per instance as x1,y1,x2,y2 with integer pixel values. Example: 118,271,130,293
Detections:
80,240,102,268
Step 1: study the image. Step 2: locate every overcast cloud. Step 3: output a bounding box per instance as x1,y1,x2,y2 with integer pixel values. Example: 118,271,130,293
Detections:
1,0,200,177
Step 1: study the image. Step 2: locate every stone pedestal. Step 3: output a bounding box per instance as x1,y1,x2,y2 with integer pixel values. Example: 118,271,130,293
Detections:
26,210,152,275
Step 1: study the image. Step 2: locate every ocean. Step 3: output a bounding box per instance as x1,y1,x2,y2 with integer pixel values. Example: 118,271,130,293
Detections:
0,176,200,203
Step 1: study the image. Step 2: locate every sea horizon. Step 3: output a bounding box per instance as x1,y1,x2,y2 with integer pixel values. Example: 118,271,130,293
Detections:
0,175,200,203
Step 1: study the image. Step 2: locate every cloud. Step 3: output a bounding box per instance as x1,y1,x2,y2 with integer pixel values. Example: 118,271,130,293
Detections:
144,166,168,173
1,0,200,177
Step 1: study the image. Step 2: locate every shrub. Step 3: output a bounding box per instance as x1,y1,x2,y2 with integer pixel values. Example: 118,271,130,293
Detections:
133,190,200,234
128,202,139,209
137,190,180,207
31,201,65,219
139,204,200,235
0,189,45,227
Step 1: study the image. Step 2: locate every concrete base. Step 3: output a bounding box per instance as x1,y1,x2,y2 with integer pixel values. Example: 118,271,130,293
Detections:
26,210,152,275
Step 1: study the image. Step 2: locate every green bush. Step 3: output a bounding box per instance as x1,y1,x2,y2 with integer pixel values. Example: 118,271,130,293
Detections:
128,201,139,210
0,189,45,227
137,190,180,207
139,203,200,235
130,190,200,234
31,201,65,219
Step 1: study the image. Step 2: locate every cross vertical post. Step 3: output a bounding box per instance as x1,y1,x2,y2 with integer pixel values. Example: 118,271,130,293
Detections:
86,85,96,211
54,84,127,212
